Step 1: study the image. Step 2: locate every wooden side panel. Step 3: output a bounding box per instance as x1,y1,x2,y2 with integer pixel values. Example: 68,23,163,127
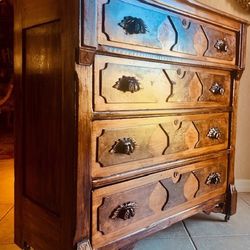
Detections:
23,21,62,215
14,0,78,249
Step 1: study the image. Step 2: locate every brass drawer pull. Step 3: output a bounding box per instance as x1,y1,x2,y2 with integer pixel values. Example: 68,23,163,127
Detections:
214,39,228,52
206,172,221,185
210,82,225,95
111,202,137,220
110,138,136,155
207,127,221,139
113,76,142,93
118,16,148,35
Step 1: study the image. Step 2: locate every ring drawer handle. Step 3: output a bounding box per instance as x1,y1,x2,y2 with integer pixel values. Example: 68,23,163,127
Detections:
207,127,221,139
111,202,137,220
210,82,225,95
214,39,228,52
206,172,221,185
113,76,142,93
118,16,148,35
110,137,136,155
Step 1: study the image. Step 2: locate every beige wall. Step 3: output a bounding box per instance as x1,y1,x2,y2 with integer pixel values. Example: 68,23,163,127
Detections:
198,0,250,179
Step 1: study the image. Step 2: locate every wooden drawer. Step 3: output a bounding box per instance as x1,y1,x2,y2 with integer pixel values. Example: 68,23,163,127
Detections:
94,55,231,111
92,155,228,248
98,0,236,65
92,113,229,178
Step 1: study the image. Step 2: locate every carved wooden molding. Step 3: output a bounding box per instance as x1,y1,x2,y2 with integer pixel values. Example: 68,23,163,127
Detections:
77,46,96,66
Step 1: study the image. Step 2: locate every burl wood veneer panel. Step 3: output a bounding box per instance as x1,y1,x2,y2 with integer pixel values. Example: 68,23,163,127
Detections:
92,113,229,178
92,155,227,248
97,0,236,65
94,55,231,111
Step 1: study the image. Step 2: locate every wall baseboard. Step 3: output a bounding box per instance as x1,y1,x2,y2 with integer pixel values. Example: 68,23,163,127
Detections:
235,179,250,192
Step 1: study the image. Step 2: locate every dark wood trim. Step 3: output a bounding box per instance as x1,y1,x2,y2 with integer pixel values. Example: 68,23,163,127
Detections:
77,46,96,66
148,0,250,26
14,0,24,247
74,64,93,244
96,47,241,72
93,150,230,188
60,0,78,249
92,107,232,120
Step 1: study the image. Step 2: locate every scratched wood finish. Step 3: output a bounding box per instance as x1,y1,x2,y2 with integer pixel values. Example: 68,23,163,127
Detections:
94,55,231,111
97,0,237,65
92,155,227,249
92,113,229,178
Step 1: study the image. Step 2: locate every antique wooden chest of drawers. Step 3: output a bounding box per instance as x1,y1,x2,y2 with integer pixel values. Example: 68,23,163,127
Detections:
14,0,248,250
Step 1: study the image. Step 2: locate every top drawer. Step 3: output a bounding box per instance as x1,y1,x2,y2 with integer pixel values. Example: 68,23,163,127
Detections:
98,0,237,65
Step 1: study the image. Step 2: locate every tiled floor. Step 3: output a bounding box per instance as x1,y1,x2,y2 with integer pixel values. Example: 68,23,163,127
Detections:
1,159,250,250
0,159,19,250
134,193,250,250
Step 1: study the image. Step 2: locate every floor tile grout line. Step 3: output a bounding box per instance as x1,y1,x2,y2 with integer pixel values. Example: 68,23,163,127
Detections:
190,234,250,238
239,196,250,207
182,220,198,250
0,205,14,223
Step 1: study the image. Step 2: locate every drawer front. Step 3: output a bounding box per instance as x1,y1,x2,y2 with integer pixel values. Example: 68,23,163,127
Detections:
92,156,227,248
94,55,231,111
92,113,229,178
98,0,236,64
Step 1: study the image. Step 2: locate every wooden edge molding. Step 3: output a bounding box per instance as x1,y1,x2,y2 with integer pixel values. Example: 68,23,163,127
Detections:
77,239,92,250
92,150,230,188
232,69,244,80
150,0,250,25
77,46,96,66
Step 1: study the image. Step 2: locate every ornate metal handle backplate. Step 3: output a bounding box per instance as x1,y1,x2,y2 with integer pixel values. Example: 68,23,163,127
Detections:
111,202,137,220
118,16,148,35
110,137,136,155
207,127,221,139
214,39,228,52
210,82,225,95
206,172,221,185
113,76,142,93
